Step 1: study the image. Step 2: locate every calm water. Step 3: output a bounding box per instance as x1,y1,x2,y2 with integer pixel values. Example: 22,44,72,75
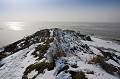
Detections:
0,22,120,48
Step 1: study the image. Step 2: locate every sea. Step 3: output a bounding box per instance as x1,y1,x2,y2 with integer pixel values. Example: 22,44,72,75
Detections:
0,22,120,48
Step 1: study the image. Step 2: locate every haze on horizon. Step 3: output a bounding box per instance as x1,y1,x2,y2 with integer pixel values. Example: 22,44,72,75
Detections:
0,0,120,22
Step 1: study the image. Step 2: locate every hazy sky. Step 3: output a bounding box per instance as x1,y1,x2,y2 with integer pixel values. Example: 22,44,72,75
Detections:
0,0,120,22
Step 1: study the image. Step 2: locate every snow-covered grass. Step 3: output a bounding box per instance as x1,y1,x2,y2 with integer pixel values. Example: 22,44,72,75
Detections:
0,43,40,79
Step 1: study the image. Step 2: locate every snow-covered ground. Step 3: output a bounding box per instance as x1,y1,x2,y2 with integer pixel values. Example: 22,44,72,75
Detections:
82,36,120,52
0,28,120,79
0,43,40,79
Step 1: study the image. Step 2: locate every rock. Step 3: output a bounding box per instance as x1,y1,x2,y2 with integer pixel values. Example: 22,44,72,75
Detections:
86,36,92,41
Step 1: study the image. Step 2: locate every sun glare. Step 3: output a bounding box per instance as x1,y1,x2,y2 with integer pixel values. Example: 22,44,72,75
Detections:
6,22,24,31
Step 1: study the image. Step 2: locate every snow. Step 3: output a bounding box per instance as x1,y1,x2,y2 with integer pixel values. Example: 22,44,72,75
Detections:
82,37,120,52
106,59,120,67
28,70,38,79
50,29,54,37
0,43,40,79
76,58,120,79
56,72,71,79
89,46,103,56
36,69,56,79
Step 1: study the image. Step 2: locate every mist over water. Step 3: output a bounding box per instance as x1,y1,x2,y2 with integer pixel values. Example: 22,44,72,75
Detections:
0,22,120,48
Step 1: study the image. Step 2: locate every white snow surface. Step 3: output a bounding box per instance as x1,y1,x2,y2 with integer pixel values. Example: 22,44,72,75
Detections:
82,37,120,52
28,70,38,79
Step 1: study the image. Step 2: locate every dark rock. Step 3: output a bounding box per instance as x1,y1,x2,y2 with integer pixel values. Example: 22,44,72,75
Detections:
86,36,92,41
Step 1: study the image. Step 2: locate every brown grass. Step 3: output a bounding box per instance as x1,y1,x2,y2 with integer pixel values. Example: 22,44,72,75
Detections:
57,65,69,75
69,71,88,79
22,60,56,79
88,55,120,76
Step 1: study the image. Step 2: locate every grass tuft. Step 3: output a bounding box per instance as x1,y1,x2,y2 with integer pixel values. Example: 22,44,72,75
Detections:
69,71,88,79
57,65,69,75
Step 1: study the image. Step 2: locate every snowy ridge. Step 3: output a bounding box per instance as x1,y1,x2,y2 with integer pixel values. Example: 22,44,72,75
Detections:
0,28,120,79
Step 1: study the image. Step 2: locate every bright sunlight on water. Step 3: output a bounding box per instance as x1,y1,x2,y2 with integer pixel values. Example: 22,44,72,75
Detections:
6,22,24,31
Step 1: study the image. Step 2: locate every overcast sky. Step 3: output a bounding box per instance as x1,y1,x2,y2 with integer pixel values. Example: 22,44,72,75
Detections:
0,0,120,22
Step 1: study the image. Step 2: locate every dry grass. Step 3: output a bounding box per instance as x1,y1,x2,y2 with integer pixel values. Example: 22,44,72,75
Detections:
22,60,56,79
52,50,66,61
69,71,88,79
57,65,69,75
88,55,120,76
71,64,78,68
32,37,54,60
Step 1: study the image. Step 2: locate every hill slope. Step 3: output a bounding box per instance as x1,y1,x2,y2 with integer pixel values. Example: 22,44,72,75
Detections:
0,28,120,79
